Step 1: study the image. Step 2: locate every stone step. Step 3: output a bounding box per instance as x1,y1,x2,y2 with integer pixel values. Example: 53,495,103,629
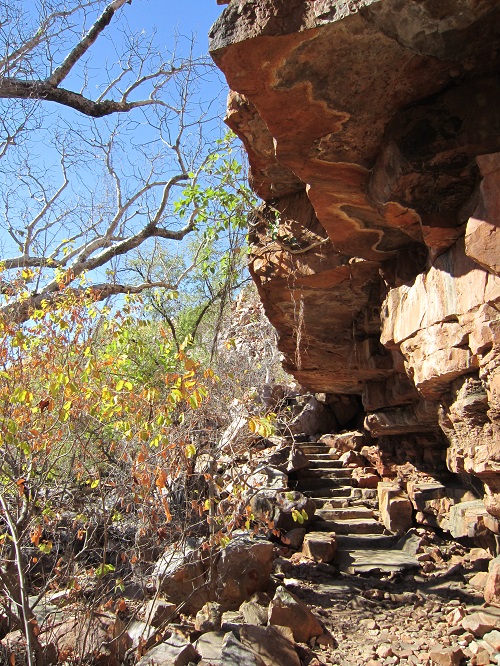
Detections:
295,467,353,479
337,549,420,575
315,506,374,521
294,477,354,492
310,498,350,509
307,459,344,469
310,517,386,535
301,486,353,499
335,534,397,550
295,444,331,455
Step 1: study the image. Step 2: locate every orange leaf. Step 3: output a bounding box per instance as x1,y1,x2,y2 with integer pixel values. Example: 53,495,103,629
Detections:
30,524,42,546
156,469,167,490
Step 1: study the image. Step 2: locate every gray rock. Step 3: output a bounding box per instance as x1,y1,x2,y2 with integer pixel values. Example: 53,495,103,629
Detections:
221,632,267,666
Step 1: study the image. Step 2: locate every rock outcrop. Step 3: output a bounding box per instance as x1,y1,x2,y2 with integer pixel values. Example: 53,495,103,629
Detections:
210,0,500,527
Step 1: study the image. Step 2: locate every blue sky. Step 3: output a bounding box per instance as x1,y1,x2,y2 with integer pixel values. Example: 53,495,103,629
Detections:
125,0,222,53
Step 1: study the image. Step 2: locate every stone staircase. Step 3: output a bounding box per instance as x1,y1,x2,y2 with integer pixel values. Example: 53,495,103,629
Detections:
292,441,419,574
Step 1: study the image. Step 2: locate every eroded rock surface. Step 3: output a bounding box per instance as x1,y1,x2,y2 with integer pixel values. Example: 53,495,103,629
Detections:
210,0,500,524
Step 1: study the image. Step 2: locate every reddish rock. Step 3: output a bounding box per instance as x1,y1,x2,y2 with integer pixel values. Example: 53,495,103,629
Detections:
484,555,500,607
268,586,323,643
302,532,337,563
378,482,413,535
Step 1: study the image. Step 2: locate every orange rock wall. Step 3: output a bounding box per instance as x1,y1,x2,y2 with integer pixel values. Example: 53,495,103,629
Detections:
210,0,500,524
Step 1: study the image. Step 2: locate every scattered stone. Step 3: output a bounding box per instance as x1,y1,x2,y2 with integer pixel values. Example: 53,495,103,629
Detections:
482,629,500,652
468,640,491,665
461,612,498,638
469,571,489,591
268,585,323,643
429,645,464,666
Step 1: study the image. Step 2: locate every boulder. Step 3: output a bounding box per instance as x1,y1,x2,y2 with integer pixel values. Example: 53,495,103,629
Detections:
48,612,130,664
195,631,226,664
319,431,365,453
220,632,267,666
268,586,323,643
283,527,306,550
449,500,492,539
250,489,316,533
239,624,301,666
153,538,209,615
288,397,338,437
247,465,289,491
462,611,498,638
215,535,275,611
143,598,178,628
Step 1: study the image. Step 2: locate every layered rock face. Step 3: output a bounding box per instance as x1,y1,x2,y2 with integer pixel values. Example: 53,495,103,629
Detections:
209,1,500,524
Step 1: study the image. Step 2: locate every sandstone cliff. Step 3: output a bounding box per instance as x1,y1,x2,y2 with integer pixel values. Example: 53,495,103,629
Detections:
209,0,500,530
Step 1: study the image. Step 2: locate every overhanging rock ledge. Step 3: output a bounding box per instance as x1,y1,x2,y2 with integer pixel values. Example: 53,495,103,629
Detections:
209,0,500,529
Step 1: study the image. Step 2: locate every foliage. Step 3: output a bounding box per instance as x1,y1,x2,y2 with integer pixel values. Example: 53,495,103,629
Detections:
0,279,216,664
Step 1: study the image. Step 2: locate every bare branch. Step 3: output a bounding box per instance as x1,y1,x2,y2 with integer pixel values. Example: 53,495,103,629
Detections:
47,1,129,88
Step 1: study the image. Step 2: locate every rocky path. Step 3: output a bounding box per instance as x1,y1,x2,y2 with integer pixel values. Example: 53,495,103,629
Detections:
281,441,500,666
294,441,418,575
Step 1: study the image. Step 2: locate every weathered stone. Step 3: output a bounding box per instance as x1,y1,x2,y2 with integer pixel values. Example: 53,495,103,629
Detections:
220,632,267,666
484,555,500,607
239,624,301,666
469,571,489,591
378,482,413,535
136,640,198,666
195,631,226,664
483,629,500,652
250,489,316,533
49,613,130,664
143,599,178,628
268,586,323,643
301,532,336,564
153,538,209,615
429,645,464,666
289,396,338,437
195,602,222,632
351,467,380,489
319,431,365,453
240,592,271,626
449,501,491,539
283,527,306,550
461,612,498,638
215,535,275,611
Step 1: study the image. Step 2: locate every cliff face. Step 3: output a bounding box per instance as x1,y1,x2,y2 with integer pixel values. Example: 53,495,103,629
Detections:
209,1,500,525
